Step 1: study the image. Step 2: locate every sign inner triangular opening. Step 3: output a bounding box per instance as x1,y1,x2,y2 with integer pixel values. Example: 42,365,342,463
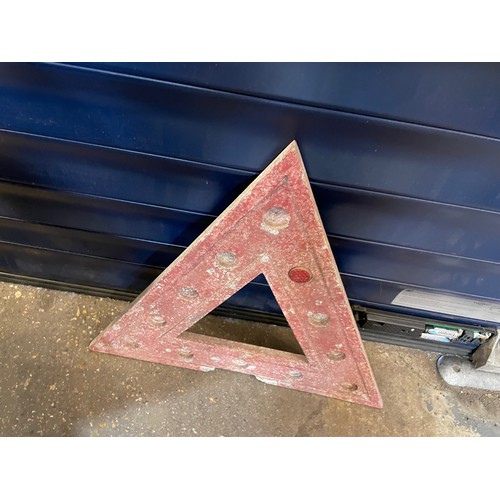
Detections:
180,274,306,357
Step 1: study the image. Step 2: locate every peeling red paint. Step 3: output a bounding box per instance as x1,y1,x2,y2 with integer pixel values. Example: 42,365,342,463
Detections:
90,141,383,408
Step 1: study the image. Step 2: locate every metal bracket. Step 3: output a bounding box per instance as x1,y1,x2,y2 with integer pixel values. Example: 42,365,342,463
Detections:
472,332,500,374
437,354,500,392
437,332,500,391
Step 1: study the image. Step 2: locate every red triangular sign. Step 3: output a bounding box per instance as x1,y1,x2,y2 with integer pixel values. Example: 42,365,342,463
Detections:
90,142,383,408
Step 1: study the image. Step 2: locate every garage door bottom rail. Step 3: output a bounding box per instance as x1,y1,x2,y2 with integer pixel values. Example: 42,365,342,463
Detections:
0,271,494,358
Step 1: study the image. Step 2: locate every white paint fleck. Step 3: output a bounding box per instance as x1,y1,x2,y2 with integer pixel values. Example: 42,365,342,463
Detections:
207,268,215,275
233,359,248,367
200,366,215,372
255,376,278,386
210,356,221,363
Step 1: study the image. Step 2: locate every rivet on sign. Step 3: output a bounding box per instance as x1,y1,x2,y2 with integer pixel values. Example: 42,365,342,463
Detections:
328,350,346,361
288,267,312,283
341,382,358,392
261,207,290,234
179,287,199,301
148,315,166,326
178,347,194,362
288,369,303,378
216,251,239,269
308,312,330,327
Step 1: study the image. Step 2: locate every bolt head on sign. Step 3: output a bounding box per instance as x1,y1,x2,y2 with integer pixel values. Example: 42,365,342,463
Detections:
90,141,383,408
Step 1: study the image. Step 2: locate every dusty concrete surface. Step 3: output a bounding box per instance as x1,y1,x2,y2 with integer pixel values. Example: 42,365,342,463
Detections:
0,281,498,437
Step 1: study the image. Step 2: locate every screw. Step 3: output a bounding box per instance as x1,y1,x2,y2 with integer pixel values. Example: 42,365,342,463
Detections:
179,287,199,301
261,207,290,234
216,252,239,269
178,347,194,361
308,312,330,327
149,315,166,326
328,350,346,361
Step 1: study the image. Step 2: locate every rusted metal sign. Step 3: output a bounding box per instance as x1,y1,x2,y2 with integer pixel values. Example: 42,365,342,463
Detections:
90,141,383,408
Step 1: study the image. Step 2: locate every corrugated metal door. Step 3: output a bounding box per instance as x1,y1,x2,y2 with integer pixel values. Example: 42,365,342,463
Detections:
2,62,500,326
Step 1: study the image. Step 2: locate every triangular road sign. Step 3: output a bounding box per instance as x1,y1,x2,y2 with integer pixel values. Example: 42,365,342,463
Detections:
90,141,383,408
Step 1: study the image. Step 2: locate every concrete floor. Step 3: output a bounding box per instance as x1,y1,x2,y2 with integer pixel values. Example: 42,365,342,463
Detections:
0,281,498,437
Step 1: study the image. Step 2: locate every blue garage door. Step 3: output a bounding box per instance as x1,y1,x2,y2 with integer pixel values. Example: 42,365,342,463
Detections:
1,62,500,332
